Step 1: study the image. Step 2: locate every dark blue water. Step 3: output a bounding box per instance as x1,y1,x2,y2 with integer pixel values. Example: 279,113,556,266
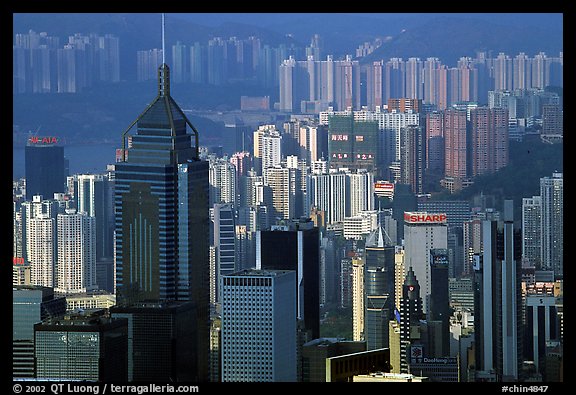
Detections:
13,143,119,180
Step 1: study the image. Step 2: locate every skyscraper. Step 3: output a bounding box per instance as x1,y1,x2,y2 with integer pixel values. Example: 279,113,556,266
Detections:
221,269,297,382
34,311,128,381
213,202,236,302
540,172,563,278
442,108,469,192
55,209,96,294
114,57,209,380
13,286,66,379
256,218,320,340
364,227,395,350
474,200,522,381
25,138,66,200
470,107,509,177
429,248,450,357
399,267,423,374
403,212,448,315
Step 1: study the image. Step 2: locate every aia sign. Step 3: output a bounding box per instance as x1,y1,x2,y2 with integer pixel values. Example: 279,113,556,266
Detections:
29,136,58,145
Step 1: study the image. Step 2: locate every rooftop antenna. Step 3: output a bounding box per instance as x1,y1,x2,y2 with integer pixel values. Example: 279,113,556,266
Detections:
161,13,166,64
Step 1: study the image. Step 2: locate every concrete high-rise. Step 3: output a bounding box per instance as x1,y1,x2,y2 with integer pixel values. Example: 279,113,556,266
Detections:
470,107,509,177
75,174,114,260
55,209,97,294
221,269,297,382
442,108,469,193
399,125,425,194
540,172,563,278
114,61,209,380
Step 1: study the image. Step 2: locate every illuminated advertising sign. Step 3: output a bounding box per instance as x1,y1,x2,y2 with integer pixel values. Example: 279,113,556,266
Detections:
13,257,25,265
404,212,447,224
28,136,59,145
375,181,394,198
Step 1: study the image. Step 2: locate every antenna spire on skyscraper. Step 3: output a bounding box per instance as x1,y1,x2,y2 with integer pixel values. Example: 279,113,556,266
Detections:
162,13,166,64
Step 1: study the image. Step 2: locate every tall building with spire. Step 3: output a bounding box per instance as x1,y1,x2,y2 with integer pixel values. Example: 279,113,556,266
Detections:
114,16,209,380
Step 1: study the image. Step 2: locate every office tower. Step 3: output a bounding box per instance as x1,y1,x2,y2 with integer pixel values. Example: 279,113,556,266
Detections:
442,108,469,193
388,320,401,373
265,165,295,221
256,218,320,340
470,107,509,177
522,196,542,268
429,249,450,357
524,295,559,376
114,61,209,380
213,203,236,302
302,339,366,382
110,301,196,382
540,172,563,278
55,209,96,294
13,286,66,378
474,200,522,381
399,125,424,194
235,224,255,271
25,140,66,200
399,267,424,374
403,212,448,315
328,115,379,172
352,257,365,342
209,156,236,206
34,311,128,381
209,316,221,383
75,174,114,260
364,227,395,350
221,269,297,382
418,200,471,277
253,125,282,176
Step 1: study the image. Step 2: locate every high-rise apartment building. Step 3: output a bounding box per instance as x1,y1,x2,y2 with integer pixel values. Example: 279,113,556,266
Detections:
470,107,509,177
55,209,96,295
442,108,469,192
540,172,563,278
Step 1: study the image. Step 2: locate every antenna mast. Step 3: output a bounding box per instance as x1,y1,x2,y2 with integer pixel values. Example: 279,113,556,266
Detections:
162,13,166,64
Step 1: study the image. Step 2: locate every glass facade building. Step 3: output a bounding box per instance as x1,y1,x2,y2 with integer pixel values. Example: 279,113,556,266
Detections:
25,144,66,200
114,63,209,380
